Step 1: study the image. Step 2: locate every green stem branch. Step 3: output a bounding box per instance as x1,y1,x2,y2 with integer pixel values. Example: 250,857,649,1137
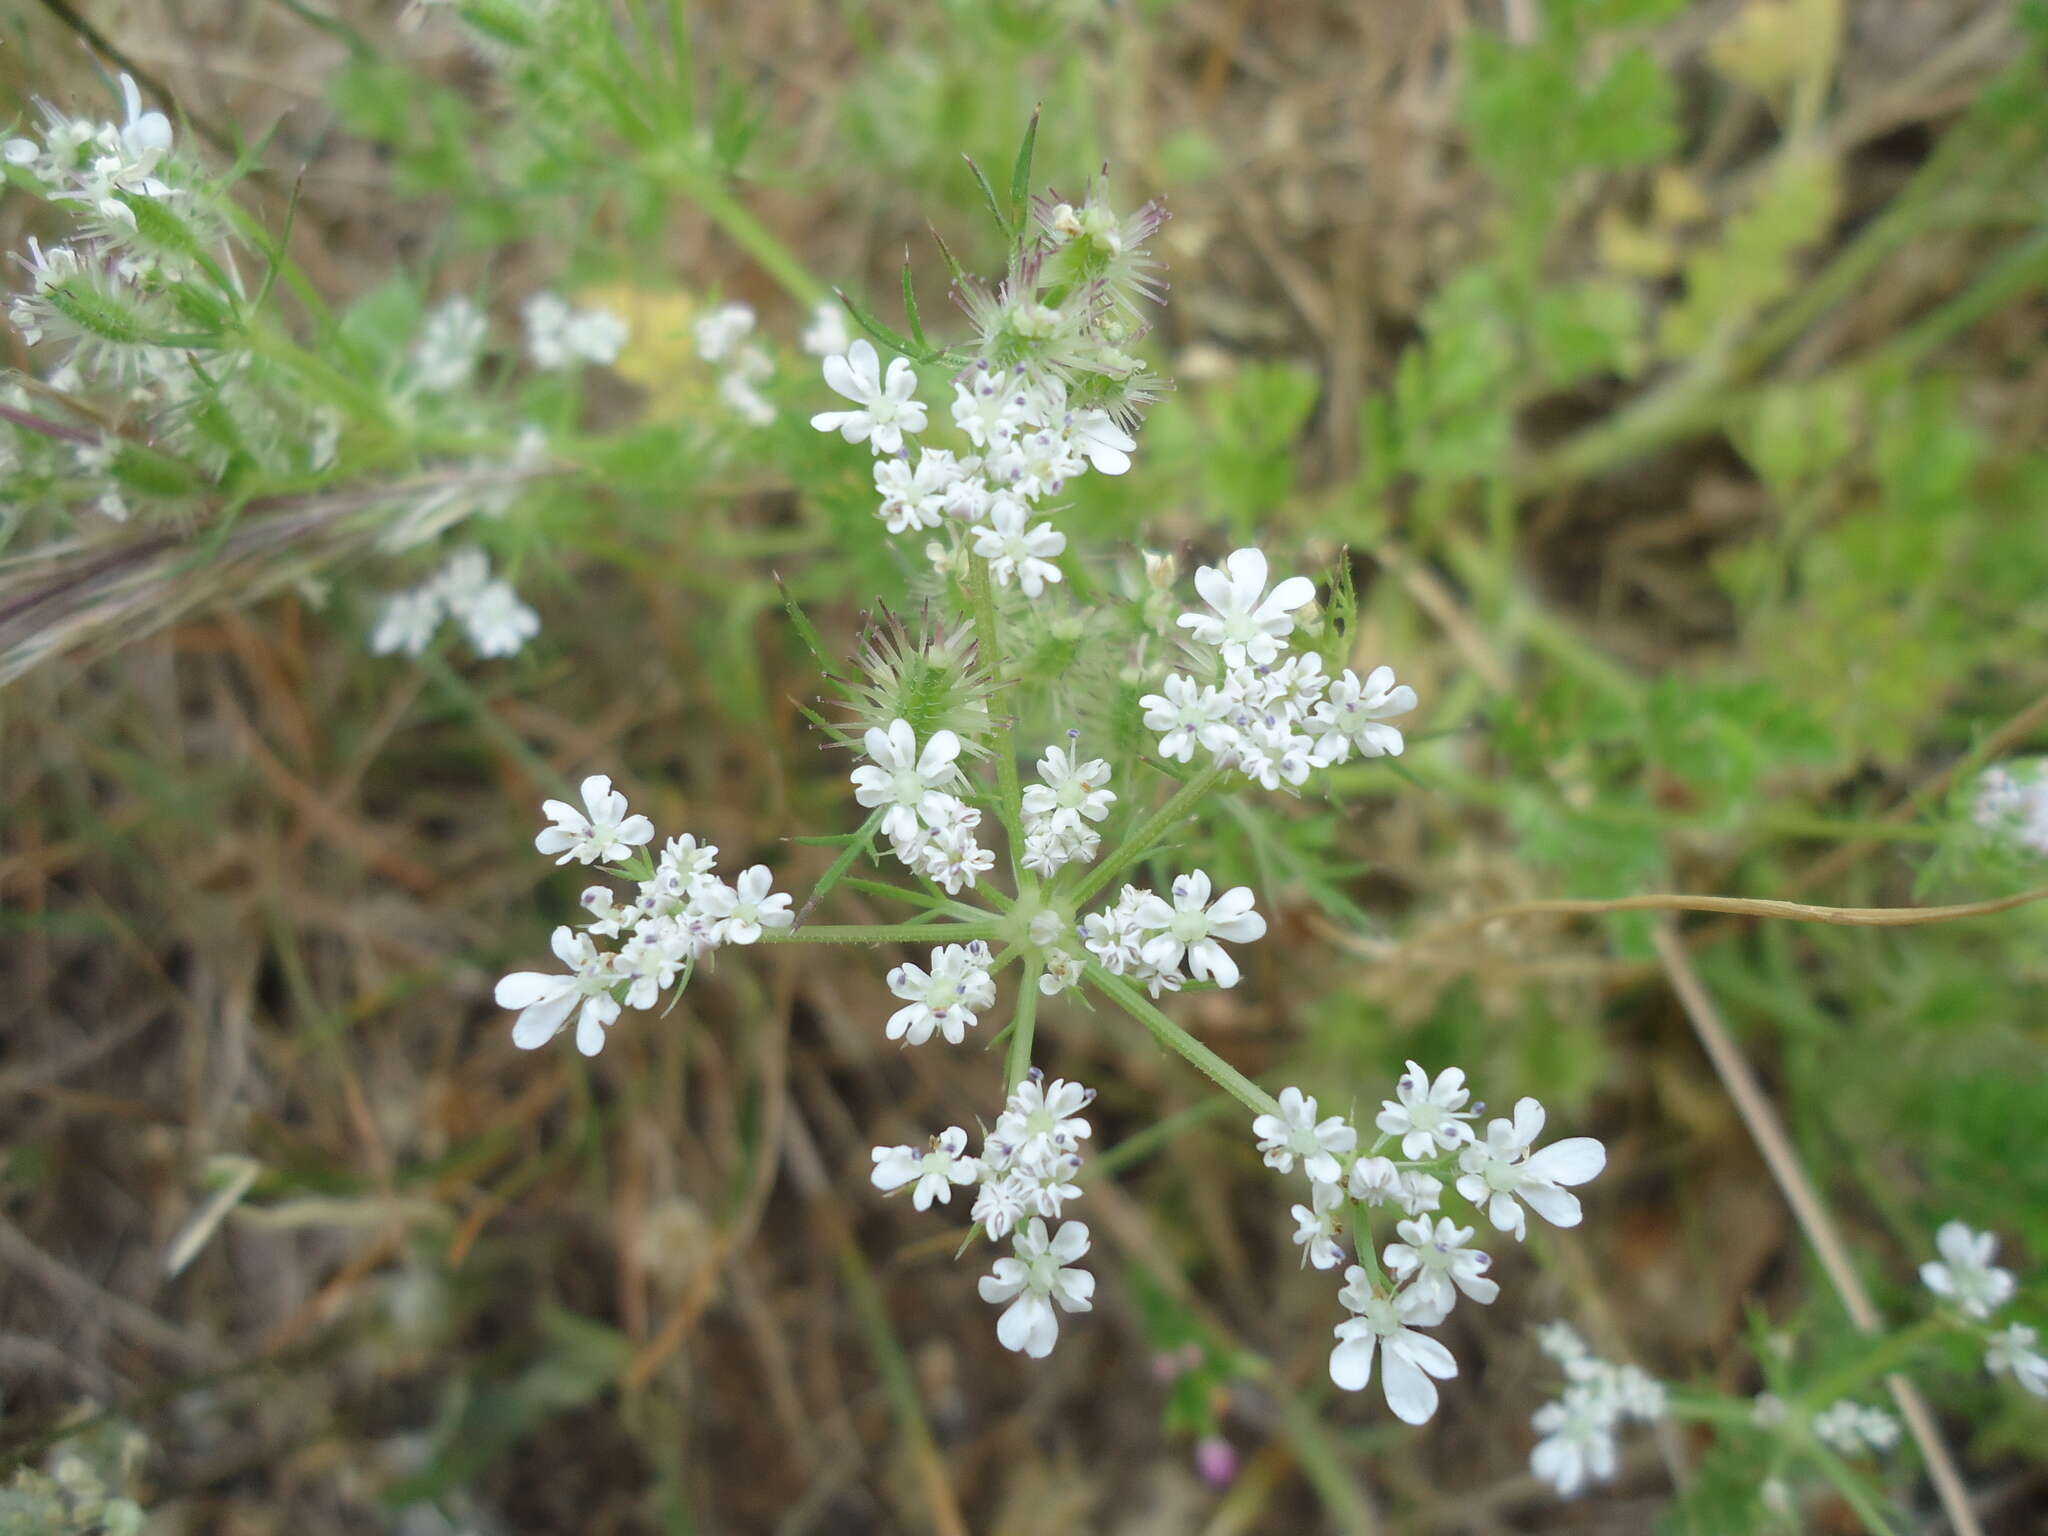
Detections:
1067,764,1227,911
1004,956,1043,1089
1086,964,1277,1118
761,920,1002,947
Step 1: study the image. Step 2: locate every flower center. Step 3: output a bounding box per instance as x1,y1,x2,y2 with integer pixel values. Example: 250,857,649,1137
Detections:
1169,909,1209,943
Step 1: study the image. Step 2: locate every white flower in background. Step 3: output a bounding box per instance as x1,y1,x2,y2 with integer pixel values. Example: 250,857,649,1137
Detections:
1022,742,1116,833
1383,1216,1499,1314
696,864,793,944
413,296,489,393
1290,1180,1346,1270
370,587,444,657
1313,666,1418,762
1328,1270,1458,1423
996,1072,1094,1161
884,941,996,1045
1920,1221,2017,1320
1455,1098,1606,1242
535,775,656,866
1985,1323,2048,1396
849,718,964,847
1252,1086,1357,1186
811,338,928,453
1812,1400,1899,1456
971,502,1066,597
1536,1321,1593,1368
1375,1060,1478,1159
1131,871,1265,988
871,1127,979,1211
496,926,622,1055
523,292,629,370
1177,548,1316,667
693,301,756,363
1141,674,1235,763
1970,759,2048,856
460,579,541,658
800,300,850,358
951,363,1031,447
1530,1389,1620,1497
979,1217,1094,1358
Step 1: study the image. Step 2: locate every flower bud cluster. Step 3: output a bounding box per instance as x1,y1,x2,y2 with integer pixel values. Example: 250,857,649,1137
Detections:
495,776,792,1054
872,1070,1098,1359
1143,548,1418,791
1248,1064,1606,1424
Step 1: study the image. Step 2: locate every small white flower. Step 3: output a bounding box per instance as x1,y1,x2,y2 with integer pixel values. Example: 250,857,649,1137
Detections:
874,449,965,534
1080,889,1146,973
534,775,657,866
1985,1323,2048,1397
1141,674,1236,763
1290,1180,1346,1270
915,809,996,893
1068,409,1136,475
1251,1086,1357,1186
1751,1392,1789,1427
496,926,622,1056
1022,743,1116,833
1039,947,1085,995
884,941,996,1045
1455,1097,1606,1242
696,864,793,944
978,1217,1094,1358
461,581,541,658
1131,870,1266,989
996,1071,1094,1162
563,305,628,365
871,1127,979,1211
1328,1270,1458,1423
801,300,850,358
972,1170,1031,1241
1394,1171,1444,1216
1920,1221,2017,1320
1374,1060,1478,1159
1383,1216,1499,1315
1812,1400,1899,1457
370,587,444,657
1312,665,1418,762
693,301,756,363
1530,1388,1619,1497
1018,1142,1085,1219
971,501,1066,597
951,363,1031,447
1348,1155,1401,1204
811,338,928,454
413,296,489,393
1177,548,1316,668
850,719,964,848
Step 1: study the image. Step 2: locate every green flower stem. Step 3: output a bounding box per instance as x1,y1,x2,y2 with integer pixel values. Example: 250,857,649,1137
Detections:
663,164,827,309
1811,1445,1903,1536
1799,1315,1950,1409
1004,956,1044,1090
1086,964,1278,1119
1066,763,1227,911
761,920,1003,946
965,552,1032,890
1349,1200,1390,1290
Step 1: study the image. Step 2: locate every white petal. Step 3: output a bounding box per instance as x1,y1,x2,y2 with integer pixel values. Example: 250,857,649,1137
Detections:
1329,1333,1377,1392
511,993,575,1049
1378,1346,1440,1425
1524,1136,1606,1188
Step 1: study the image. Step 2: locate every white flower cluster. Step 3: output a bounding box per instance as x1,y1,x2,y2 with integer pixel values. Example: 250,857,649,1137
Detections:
1810,1398,1900,1457
496,777,792,1054
1020,739,1115,876
1921,1220,2046,1397
1143,548,1419,791
848,718,993,893
370,547,540,659
1528,1323,1668,1497
1971,758,2048,857
693,301,777,425
522,291,629,371
411,296,490,394
1245,1065,1605,1424
872,1070,1097,1359
1078,871,1266,994
810,343,1140,599
4,74,174,229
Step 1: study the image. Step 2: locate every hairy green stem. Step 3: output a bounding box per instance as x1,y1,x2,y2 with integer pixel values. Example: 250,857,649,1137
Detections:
761,920,1002,946
1004,956,1044,1089
965,552,1033,890
665,165,826,308
1086,964,1278,1118
1066,763,1227,911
